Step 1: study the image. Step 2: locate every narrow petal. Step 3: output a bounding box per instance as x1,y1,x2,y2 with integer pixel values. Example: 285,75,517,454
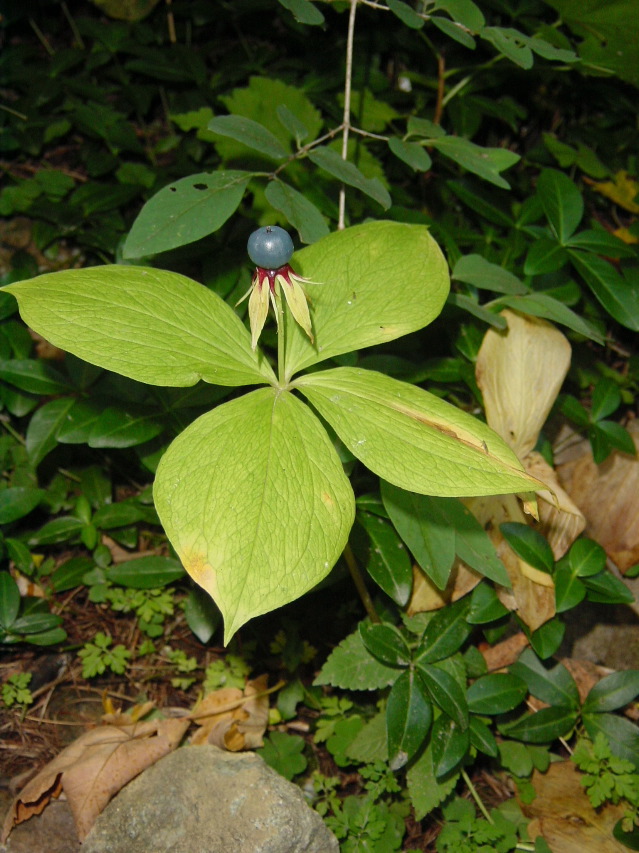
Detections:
279,273,314,343
248,279,270,350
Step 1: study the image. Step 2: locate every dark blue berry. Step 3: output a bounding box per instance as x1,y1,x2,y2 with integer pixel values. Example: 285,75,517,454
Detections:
247,226,294,270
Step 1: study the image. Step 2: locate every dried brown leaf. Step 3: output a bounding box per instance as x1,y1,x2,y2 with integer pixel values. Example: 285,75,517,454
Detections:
190,675,270,751
1,717,189,842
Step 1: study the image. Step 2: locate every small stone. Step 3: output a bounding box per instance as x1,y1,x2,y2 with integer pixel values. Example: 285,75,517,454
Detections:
83,745,338,853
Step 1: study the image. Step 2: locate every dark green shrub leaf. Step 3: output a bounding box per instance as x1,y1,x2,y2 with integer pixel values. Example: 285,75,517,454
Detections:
51,557,94,592
591,378,621,421
28,517,85,546
277,0,324,25
510,648,579,708
466,673,527,715
568,538,607,578
0,572,20,629
596,420,636,456
307,146,392,209
536,169,583,242
387,138,432,171
528,616,565,660
583,670,639,714
582,712,639,769
183,586,220,644
417,663,469,729
0,360,71,395
523,237,568,275
431,713,471,777
569,250,639,331
0,487,45,524
88,407,163,449
495,293,605,344
452,254,527,294
500,522,554,573
416,597,472,663
386,0,424,28
407,740,459,818
357,511,413,606
468,582,509,623
25,398,75,467
264,181,329,244
469,716,498,756
500,706,578,743
314,624,400,690
431,136,519,189
208,116,288,160
105,556,185,589
584,570,635,604
554,564,586,612
387,669,432,769
359,622,411,667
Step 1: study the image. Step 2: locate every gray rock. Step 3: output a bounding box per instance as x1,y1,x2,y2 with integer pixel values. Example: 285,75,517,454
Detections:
83,745,338,853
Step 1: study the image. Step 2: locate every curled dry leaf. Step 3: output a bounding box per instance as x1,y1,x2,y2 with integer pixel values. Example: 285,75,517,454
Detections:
556,420,639,573
525,451,586,559
407,561,482,615
1,717,189,843
190,674,270,751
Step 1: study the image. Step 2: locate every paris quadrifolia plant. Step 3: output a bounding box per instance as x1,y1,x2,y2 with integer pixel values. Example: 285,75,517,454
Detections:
3,221,542,643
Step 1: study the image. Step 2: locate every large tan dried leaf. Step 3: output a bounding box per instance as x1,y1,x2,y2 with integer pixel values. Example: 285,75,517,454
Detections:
190,675,270,750
525,451,586,559
476,309,572,459
407,561,482,614
521,761,628,852
1,717,189,843
557,420,639,572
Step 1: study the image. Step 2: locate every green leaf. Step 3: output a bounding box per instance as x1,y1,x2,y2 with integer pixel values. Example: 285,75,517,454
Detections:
296,367,541,497
499,740,533,776
467,673,527,715
432,15,476,48
26,398,75,466
447,293,507,328
0,360,71,395
183,586,220,644
417,663,469,729
0,487,45,524
436,497,510,587
468,582,510,623
523,237,568,275
358,511,413,606
431,137,520,189
583,671,639,714
584,570,635,604
154,388,355,643
284,221,449,377
359,622,411,667
565,229,637,257
500,706,579,743
87,407,163,449
554,564,586,612
452,255,527,295
407,740,459,819
264,180,329,244
481,26,533,68
469,716,498,757
260,731,308,779
500,522,554,573
387,138,432,172
314,623,399,690
529,615,565,660
105,557,185,589
510,648,580,708
447,181,513,227
0,572,20,629
381,483,455,591
92,502,147,529
434,0,485,30
277,0,325,25
56,400,102,444
591,378,621,421
386,0,424,29
493,292,605,345
536,169,583,243
12,612,64,636
207,115,288,160
416,597,472,663
583,712,639,769
596,420,636,455
28,517,85,546
307,146,391,209
347,710,388,763
387,669,432,769
51,557,94,593
431,712,471,776
276,104,309,143
569,250,639,331
123,171,250,258
4,266,273,388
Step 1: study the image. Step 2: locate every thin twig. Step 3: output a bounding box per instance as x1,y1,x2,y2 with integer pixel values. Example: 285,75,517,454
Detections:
165,0,177,44
343,543,380,623
339,0,359,230
61,2,85,49
29,18,54,56
433,53,446,125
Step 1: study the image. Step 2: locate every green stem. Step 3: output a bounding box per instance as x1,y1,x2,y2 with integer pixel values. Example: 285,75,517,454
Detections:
276,290,286,386
461,768,492,823
343,543,380,623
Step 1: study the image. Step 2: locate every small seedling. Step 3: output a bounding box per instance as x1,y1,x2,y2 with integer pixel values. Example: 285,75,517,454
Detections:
2,673,33,708
78,632,132,678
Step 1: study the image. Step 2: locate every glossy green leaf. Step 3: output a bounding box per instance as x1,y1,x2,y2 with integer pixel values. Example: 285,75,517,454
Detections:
596,420,636,455
416,597,472,663
207,115,288,160
431,136,520,189
559,394,590,427
387,669,432,769
554,564,586,612
88,406,163,448
386,0,424,28
494,292,605,344
437,497,510,587
122,171,251,258
358,511,413,606
500,522,554,573
314,623,400,690
500,706,578,743
307,146,391,209
591,378,621,421
582,712,639,769
568,538,606,578
0,487,45,524
4,266,273,388
11,612,64,636
0,572,20,629
583,671,639,714
435,0,485,30
566,229,637,257
387,138,432,171
528,616,565,660
24,627,67,646
28,517,85,546
277,0,325,25
432,15,476,47
264,180,329,244
468,582,510,623
296,367,541,497
447,293,507,328
282,221,448,377
417,663,469,729
56,400,102,444
92,502,147,529
275,105,309,143
467,673,527,715
25,398,75,466
452,254,527,294
447,181,513,227
106,556,185,588
154,388,355,643
51,557,94,593
469,716,498,756
359,622,411,667
183,586,221,644
584,570,635,604
0,360,71,395
537,169,583,242
510,648,580,708
381,483,455,591
523,237,568,275
431,713,471,776
569,249,639,331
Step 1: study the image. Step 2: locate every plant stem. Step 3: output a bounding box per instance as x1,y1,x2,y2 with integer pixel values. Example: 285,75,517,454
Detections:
461,768,492,823
276,290,286,386
343,543,380,623
338,0,358,230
